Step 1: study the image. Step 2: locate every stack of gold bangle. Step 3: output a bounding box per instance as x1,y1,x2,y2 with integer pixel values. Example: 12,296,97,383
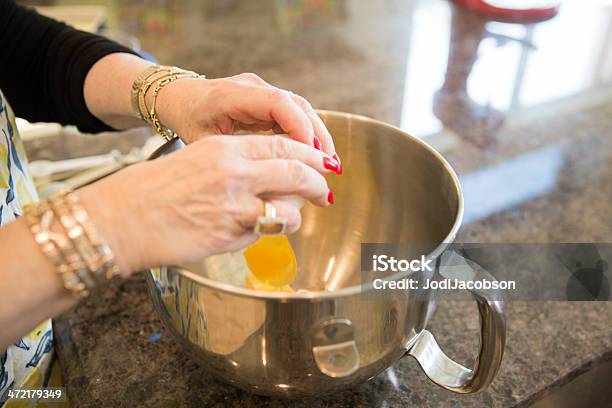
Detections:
22,191,118,298
131,64,202,141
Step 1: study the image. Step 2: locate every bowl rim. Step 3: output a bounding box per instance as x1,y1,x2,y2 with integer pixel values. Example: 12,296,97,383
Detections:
150,110,464,301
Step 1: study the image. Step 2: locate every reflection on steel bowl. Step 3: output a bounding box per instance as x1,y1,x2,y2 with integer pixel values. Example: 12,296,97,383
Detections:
146,111,506,398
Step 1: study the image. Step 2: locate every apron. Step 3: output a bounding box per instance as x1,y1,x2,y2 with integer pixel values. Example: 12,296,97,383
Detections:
0,89,56,407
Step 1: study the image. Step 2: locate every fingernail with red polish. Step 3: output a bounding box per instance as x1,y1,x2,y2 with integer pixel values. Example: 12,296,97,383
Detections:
313,137,322,151
323,156,341,173
332,153,342,175
327,189,334,205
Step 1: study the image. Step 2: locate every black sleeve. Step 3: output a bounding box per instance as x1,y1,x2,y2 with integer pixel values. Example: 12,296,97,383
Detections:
0,0,139,133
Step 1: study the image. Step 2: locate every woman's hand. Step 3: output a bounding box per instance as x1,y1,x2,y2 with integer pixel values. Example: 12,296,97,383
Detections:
78,135,336,276
85,55,340,161
150,73,338,158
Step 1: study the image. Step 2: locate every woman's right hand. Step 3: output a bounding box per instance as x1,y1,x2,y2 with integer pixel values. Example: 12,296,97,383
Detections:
77,135,338,276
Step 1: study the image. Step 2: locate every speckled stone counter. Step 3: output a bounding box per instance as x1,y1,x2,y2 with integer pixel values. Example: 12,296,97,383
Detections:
38,0,612,406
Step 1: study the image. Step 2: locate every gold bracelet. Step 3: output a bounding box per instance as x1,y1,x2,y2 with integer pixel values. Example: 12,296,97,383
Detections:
132,65,203,140
23,190,120,299
50,193,101,289
48,193,103,293
131,65,168,119
23,200,89,298
149,72,200,140
50,191,118,288
136,67,185,124
66,193,119,281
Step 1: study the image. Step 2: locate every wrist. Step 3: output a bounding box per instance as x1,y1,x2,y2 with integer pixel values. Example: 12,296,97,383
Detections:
85,53,155,129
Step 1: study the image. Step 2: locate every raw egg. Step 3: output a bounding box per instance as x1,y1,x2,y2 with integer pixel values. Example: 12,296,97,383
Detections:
244,235,297,290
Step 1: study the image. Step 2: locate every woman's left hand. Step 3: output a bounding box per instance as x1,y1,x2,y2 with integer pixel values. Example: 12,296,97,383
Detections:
150,72,338,157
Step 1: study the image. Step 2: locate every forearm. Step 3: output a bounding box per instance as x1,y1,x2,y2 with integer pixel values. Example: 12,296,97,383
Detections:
0,0,138,132
0,218,75,350
84,53,155,130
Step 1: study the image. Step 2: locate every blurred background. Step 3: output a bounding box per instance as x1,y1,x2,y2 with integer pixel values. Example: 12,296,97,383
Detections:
18,0,612,141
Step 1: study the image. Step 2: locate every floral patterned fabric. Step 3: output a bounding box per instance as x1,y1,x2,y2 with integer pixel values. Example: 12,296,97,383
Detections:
0,89,54,406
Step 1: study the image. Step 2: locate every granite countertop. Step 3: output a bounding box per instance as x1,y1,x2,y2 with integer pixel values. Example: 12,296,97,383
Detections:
36,0,612,406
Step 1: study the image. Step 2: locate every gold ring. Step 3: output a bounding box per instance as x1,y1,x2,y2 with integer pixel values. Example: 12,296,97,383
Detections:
254,201,287,235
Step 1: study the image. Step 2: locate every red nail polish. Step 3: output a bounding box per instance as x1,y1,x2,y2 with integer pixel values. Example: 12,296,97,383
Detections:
327,189,334,204
313,137,322,151
323,156,341,173
332,153,342,175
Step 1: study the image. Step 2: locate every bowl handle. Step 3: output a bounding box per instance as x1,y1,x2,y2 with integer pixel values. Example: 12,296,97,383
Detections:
406,251,506,394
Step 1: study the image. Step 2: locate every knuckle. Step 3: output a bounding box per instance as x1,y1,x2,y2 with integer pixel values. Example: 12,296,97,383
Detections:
270,135,290,159
207,137,233,156
213,164,235,186
287,160,307,187
219,175,249,205
234,199,258,224
293,94,312,110
208,80,232,99
268,88,288,103
221,198,241,216
239,72,264,83
210,152,241,178
229,161,251,181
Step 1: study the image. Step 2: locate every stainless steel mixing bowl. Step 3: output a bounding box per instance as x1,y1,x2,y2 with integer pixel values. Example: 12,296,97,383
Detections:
146,111,505,398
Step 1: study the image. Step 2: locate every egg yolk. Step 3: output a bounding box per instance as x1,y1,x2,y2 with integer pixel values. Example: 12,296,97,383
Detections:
244,235,297,290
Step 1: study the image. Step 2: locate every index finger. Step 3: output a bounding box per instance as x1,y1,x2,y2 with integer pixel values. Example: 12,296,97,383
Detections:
226,82,317,148
233,135,341,175
288,92,337,157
